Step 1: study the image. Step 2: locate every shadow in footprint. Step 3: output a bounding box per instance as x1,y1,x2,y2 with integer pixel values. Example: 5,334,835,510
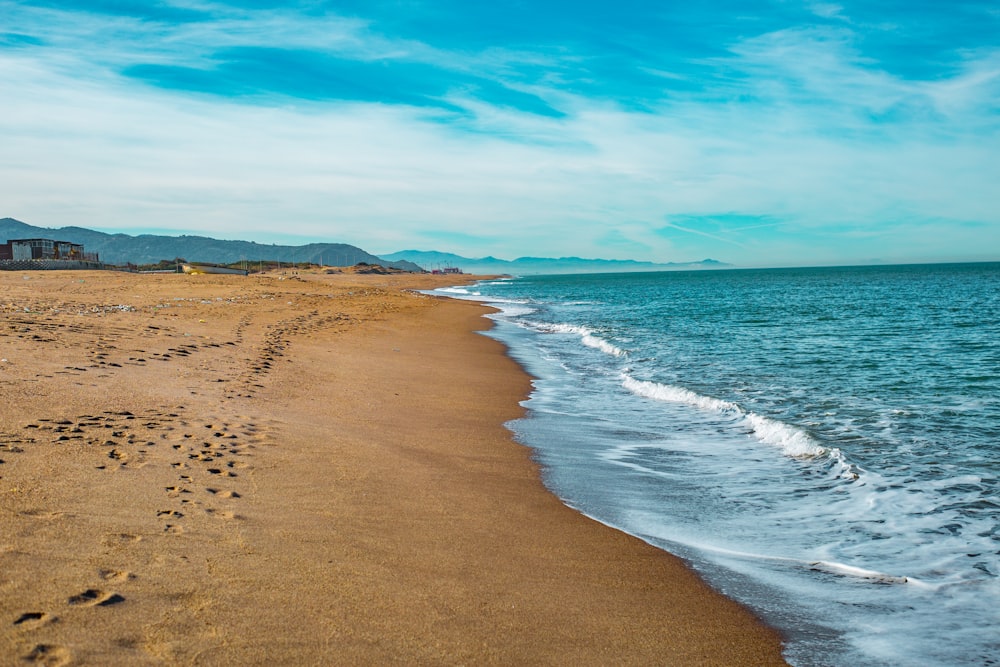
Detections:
67,589,125,607
13,611,56,627
22,643,71,666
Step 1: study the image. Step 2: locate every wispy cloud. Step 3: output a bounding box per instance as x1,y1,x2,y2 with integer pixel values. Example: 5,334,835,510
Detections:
656,221,748,248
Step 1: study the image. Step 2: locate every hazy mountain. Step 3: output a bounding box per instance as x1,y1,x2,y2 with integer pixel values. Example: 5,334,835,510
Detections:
2,218,731,275
379,250,731,275
0,218,422,271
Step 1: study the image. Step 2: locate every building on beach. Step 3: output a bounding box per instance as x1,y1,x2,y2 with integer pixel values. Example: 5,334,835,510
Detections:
0,238,98,261
0,238,102,270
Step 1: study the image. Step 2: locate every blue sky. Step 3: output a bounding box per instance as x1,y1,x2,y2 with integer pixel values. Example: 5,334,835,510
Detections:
2,1,998,266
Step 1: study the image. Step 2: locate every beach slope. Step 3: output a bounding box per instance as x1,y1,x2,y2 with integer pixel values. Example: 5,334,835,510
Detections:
0,270,786,665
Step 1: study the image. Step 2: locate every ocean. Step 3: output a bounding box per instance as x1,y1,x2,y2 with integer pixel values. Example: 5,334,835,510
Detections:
432,263,1000,667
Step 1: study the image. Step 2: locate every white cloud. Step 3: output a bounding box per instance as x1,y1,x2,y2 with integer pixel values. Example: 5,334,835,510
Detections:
810,3,848,21
1,6,998,265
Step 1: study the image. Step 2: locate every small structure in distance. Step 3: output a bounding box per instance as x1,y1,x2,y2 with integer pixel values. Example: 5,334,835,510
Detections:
0,238,102,270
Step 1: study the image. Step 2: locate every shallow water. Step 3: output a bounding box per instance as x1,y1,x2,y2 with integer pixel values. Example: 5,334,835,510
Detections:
434,263,1000,666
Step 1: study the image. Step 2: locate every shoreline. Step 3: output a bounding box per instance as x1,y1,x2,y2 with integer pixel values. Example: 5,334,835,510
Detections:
1,269,786,664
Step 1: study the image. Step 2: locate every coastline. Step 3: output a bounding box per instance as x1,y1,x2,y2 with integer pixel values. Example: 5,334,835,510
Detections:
1,269,786,664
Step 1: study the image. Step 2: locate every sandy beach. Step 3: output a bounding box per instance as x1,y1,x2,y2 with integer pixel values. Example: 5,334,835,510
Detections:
0,269,787,666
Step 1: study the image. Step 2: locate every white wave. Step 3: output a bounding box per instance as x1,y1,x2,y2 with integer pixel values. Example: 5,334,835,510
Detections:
487,296,532,304
529,321,628,358
492,303,537,317
474,295,537,317
807,560,927,586
581,333,627,357
744,412,827,458
592,517,928,589
621,375,829,459
725,552,928,589
621,376,740,414
539,322,589,335
428,287,536,318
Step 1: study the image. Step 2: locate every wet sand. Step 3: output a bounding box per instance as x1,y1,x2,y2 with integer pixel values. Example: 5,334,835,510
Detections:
0,269,787,665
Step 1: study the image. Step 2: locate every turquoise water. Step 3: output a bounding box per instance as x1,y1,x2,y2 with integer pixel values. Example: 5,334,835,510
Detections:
435,263,1000,666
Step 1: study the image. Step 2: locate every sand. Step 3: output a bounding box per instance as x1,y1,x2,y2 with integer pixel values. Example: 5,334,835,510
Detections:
0,269,787,666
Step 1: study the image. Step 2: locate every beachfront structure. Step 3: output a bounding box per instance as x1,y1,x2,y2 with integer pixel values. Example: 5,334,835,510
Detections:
0,238,99,262
0,238,103,271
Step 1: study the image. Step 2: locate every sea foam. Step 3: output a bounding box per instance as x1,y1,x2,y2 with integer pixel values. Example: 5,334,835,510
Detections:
530,321,628,358
621,375,829,459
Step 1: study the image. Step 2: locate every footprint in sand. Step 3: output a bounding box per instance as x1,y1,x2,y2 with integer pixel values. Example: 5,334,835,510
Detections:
22,643,71,666
103,533,143,546
13,611,57,629
205,488,240,499
20,510,67,521
67,589,125,607
98,569,135,583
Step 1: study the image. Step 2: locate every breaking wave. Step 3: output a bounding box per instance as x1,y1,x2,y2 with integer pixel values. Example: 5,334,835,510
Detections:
620,375,833,460
528,321,628,358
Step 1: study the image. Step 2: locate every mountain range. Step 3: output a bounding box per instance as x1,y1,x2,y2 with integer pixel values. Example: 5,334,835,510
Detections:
380,250,730,275
0,218,421,271
2,217,731,274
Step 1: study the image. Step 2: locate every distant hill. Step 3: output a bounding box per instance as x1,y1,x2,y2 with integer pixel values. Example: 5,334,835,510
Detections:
0,218,422,271
379,250,731,275
2,218,732,275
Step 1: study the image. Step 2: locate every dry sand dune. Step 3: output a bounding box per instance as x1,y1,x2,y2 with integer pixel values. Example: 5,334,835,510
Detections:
0,269,786,665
